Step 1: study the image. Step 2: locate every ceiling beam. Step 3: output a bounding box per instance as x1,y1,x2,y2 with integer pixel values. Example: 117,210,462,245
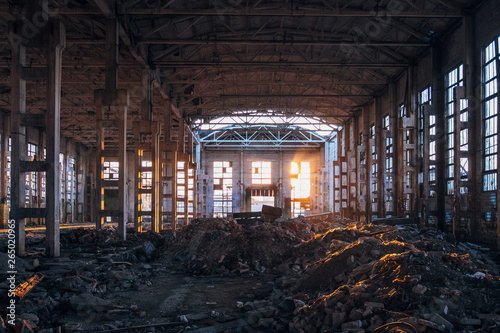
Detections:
188,94,372,98
118,7,464,18
165,79,388,85
138,39,430,47
92,0,180,117
155,61,408,68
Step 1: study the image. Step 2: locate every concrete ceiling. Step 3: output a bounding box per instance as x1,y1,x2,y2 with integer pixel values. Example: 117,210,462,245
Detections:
0,0,480,147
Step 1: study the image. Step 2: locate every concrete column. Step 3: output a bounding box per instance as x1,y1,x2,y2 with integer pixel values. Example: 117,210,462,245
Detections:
325,140,335,215
94,92,104,230
240,150,244,212
407,66,418,217
9,21,27,256
279,150,283,209
187,128,193,159
45,21,65,257
363,106,372,221
464,15,477,239
179,118,185,154
344,121,350,217
432,46,446,231
375,97,384,218
337,128,344,216
389,82,399,216
60,144,67,223
0,115,9,203
141,69,152,121
117,92,128,239
421,100,430,224
162,102,178,229
37,130,44,224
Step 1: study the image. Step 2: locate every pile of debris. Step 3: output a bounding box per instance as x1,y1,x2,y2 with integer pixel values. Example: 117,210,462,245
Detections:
60,228,167,248
273,224,500,332
1,218,499,333
0,252,162,332
161,218,317,276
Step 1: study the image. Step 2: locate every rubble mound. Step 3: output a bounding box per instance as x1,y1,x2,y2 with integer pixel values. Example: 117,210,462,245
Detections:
60,227,167,248
162,218,314,275
288,225,500,332
299,237,415,292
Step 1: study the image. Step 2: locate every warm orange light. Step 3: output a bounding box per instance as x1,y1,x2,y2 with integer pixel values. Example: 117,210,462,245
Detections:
291,161,311,199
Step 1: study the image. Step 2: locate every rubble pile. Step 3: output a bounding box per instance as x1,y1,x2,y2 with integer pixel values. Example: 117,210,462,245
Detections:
281,224,500,333
60,228,168,249
162,218,316,276
1,218,499,332
0,254,161,332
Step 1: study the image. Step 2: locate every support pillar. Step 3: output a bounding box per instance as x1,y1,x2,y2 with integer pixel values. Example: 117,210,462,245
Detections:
161,102,178,229
1,115,10,203
375,97,384,218
339,124,349,217
45,21,65,256
134,68,160,232
134,121,160,232
9,21,27,256
117,98,128,239
240,150,245,213
432,46,446,231
279,150,283,209
37,131,44,225
179,118,185,154
464,15,477,241
93,18,128,239
362,106,372,221
94,93,104,230
389,82,399,216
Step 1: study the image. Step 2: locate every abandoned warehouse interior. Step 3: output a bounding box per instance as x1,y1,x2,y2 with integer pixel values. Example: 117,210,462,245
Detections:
0,0,500,332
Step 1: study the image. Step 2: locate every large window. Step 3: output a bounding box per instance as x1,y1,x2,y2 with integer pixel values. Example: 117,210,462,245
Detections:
25,143,37,206
213,161,232,217
484,38,499,191
252,161,271,185
445,64,464,194
103,161,119,180
419,87,435,185
291,161,311,217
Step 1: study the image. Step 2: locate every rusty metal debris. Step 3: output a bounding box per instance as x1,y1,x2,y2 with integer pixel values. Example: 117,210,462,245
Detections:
14,273,44,300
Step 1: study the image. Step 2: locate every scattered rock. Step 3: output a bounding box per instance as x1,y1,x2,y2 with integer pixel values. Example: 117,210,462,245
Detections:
68,294,114,312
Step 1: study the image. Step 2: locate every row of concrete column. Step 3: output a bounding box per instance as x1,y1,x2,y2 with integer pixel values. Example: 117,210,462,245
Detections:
335,16,488,245
7,16,197,256
8,20,65,256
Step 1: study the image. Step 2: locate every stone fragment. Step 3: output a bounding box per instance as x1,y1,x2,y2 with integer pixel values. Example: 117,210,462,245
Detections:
365,302,385,309
331,312,346,329
58,276,94,293
412,284,427,295
341,320,363,331
185,313,210,321
69,294,114,312
143,241,156,258
19,313,39,325
258,318,274,328
458,318,481,326
429,314,454,330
